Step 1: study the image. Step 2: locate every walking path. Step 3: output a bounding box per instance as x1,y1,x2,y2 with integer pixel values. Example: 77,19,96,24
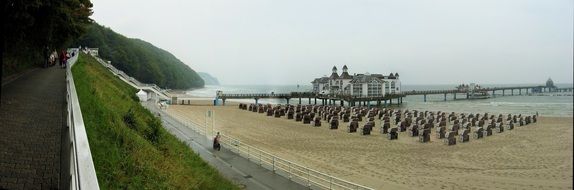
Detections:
0,66,66,190
142,102,305,190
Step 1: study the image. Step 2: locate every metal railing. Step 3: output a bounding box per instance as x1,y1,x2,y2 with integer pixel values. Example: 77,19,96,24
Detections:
218,134,373,190
92,56,170,99
65,49,100,189
164,110,373,190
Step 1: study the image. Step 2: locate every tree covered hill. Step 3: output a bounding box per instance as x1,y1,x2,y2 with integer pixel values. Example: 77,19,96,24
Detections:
73,23,204,89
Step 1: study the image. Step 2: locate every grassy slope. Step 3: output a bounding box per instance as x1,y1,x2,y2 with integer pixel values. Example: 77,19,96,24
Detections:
73,53,238,189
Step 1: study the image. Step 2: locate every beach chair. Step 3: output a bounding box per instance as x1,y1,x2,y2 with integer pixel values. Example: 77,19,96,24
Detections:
347,121,358,133
380,122,390,134
419,128,431,143
460,129,470,143
506,122,514,130
496,122,504,133
473,127,484,139
483,125,493,136
408,125,419,137
361,122,374,135
303,115,311,124
329,118,339,129
436,126,446,139
287,111,294,119
444,131,456,145
295,113,303,121
451,124,460,136
313,117,321,127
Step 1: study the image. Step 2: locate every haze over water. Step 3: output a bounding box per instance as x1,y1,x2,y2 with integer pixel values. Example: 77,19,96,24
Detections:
188,83,573,117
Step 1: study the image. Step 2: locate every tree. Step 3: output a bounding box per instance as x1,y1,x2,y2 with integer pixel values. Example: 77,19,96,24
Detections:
1,0,93,105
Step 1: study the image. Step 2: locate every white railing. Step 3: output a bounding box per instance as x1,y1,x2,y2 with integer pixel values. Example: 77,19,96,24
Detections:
218,134,373,190
66,49,100,189
92,56,170,100
162,110,373,190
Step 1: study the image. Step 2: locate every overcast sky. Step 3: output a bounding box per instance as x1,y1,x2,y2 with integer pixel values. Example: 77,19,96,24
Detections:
91,0,573,85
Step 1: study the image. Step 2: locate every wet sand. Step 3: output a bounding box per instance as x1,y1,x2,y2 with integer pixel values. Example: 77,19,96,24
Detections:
166,102,573,190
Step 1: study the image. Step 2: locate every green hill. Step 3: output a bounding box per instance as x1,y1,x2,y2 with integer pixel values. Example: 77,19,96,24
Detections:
73,53,237,189
73,23,204,89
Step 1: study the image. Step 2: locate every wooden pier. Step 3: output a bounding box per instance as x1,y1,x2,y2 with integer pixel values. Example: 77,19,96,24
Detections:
216,85,573,106
218,92,406,106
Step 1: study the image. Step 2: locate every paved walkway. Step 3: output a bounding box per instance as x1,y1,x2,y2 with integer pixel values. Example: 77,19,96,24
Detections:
0,66,66,190
142,102,306,190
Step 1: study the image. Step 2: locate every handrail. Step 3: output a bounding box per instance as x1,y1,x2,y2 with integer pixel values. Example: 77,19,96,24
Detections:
218,133,373,190
167,112,373,190
91,56,170,99
66,49,100,189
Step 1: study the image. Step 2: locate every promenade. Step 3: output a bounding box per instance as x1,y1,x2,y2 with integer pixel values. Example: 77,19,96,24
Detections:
0,66,66,189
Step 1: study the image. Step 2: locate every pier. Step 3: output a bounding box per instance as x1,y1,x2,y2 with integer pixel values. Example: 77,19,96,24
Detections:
217,85,573,105
217,92,406,107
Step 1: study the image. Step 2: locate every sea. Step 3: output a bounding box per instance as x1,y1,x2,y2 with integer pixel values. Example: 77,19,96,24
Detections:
186,84,574,117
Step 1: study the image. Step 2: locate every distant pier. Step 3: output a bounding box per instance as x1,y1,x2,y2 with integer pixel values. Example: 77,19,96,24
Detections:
216,85,573,106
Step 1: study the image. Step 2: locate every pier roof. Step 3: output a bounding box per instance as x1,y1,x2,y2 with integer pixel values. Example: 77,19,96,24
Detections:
350,74,383,83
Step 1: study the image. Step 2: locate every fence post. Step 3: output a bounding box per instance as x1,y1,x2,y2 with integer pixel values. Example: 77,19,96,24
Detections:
330,175,333,190
288,162,292,180
307,168,311,188
272,157,276,173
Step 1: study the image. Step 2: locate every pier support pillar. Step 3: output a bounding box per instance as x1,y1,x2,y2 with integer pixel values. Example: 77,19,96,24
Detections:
502,90,505,96
384,100,387,107
454,93,457,100
286,98,290,105
340,100,344,106
390,99,393,105
298,98,301,105
492,90,496,97
423,94,427,102
444,93,447,101
511,89,514,96
466,93,469,99
314,98,317,105
400,97,403,104
308,98,311,104
255,98,259,105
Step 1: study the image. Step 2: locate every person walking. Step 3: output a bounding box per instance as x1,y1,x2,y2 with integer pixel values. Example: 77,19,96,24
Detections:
60,50,68,69
213,132,221,151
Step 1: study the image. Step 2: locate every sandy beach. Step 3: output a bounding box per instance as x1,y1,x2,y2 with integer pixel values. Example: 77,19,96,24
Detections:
166,101,573,190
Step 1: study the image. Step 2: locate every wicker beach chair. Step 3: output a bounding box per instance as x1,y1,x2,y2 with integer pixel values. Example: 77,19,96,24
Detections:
419,128,431,143
473,127,484,139
444,131,456,145
388,128,398,140
460,129,470,143
313,117,321,127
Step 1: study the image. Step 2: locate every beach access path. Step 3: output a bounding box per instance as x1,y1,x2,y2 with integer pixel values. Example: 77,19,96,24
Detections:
142,101,305,190
0,66,66,190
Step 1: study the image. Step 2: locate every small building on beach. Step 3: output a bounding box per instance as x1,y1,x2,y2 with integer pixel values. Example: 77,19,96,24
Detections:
311,65,401,97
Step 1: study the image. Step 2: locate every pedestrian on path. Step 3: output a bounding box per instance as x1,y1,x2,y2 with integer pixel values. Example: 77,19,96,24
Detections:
60,50,68,69
213,132,221,151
